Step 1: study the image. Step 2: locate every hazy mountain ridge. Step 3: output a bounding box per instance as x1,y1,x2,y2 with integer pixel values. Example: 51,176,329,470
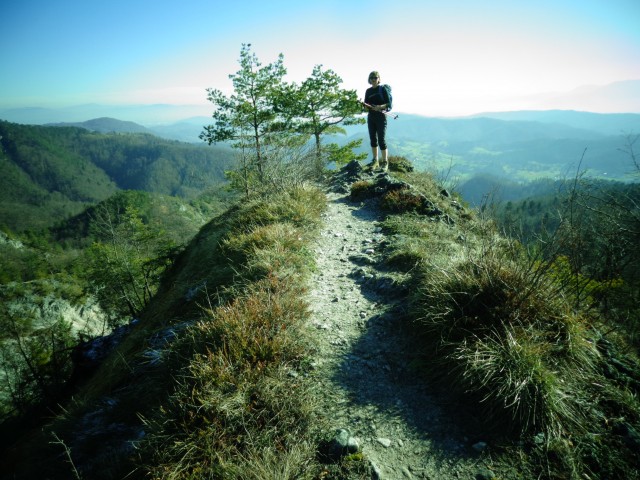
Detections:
467,109,640,136
45,117,154,135
45,116,208,143
2,106,639,230
2,79,638,126
363,111,640,184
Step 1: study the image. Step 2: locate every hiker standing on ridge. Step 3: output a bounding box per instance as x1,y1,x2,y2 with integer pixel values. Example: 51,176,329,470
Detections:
363,70,392,171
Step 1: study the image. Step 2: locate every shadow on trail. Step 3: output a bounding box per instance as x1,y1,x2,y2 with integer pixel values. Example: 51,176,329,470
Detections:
329,194,482,465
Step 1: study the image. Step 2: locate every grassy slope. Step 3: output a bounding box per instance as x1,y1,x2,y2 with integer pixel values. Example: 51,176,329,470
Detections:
373,161,640,479
4,186,327,479
5,158,639,479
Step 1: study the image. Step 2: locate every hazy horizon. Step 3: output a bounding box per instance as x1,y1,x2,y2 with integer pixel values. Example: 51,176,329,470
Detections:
2,79,640,128
2,0,640,118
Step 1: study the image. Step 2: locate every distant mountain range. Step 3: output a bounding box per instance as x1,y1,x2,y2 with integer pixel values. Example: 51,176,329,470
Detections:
43,116,209,143
0,103,212,127
1,79,638,141
511,79,640,113
328,109,640,185
8,107,640,187
46,117,155,134
466,110,640,136
2,98,639,225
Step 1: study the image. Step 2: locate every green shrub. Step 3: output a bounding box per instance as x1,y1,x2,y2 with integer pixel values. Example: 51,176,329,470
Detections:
349,180,374,200
380,189,424,213
387,155,414,173
409,244,599,437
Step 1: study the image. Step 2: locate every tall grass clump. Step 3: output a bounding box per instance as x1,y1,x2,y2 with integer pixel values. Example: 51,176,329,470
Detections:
377,167,640,478
410,239,599,437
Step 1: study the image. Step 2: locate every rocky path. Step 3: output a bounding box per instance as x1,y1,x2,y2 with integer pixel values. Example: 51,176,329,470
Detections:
306,185,493,480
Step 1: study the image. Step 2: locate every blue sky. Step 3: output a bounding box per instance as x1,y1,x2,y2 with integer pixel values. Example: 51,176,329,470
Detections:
1,0,639,118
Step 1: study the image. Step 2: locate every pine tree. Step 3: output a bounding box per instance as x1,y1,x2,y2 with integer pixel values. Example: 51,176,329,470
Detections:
200,44,287,185
278,65,365,171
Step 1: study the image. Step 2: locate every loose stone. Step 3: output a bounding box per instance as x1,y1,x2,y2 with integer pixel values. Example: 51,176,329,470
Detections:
376,437,392,448
472,441,488,452
327,428,359,459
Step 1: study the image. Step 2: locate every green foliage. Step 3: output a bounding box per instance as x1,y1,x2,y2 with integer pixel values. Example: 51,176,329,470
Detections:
83,205,177,322
279,64,365,170
546,255,625,307
0,289,78,418
53,189,227,249
0,120,232,232
493,179,640,350
324,139,368,167
201,43,288,186
0,243,49,283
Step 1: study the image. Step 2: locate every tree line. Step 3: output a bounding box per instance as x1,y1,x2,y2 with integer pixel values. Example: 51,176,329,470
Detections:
0,121,233,232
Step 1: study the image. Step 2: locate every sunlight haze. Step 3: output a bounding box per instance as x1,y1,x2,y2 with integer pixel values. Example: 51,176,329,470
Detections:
2,0,639,121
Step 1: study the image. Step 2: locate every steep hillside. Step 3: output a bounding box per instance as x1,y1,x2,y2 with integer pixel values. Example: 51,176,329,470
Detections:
3,160,639,480
52,188,232,248
0,121,233,231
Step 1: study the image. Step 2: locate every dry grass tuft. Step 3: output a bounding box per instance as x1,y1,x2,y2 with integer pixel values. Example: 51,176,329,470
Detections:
410,242,599,436
380,189,425,213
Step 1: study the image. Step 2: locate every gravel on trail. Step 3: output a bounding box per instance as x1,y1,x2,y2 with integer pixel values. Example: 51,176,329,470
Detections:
305,174,497,480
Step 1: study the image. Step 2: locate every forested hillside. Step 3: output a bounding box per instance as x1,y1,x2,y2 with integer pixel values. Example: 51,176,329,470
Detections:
0,121,233,231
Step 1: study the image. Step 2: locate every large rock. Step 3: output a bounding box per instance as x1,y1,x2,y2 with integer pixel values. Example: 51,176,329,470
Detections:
323,428,360,460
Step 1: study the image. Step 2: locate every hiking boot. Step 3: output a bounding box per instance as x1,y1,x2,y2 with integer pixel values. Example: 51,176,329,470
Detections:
370,159,380,170
380,161,388,172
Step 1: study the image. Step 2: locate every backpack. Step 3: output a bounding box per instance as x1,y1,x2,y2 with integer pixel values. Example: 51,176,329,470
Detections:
379,84,393,111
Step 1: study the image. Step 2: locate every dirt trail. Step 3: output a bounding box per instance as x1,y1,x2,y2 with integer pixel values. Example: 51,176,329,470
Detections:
306,181,494,480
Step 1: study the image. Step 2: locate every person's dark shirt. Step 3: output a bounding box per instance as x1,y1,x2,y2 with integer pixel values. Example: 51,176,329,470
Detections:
364,85,392,111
